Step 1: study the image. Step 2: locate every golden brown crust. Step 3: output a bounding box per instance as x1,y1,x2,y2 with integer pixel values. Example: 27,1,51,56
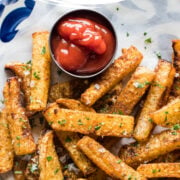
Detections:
170,40,180,98
27,31,51,111
119,130,180,167
56,131,96,175
43,103,134,137
109,66,155,115
80,46,143,106
0,109,14,173
56,98,95,112
38,131,64,180
134,60,174,141
77,136,146,180
6,77,36,155
151,97,180,127
137,163,180,178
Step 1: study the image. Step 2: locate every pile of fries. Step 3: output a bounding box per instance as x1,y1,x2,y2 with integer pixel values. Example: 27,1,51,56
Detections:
0,31,180,180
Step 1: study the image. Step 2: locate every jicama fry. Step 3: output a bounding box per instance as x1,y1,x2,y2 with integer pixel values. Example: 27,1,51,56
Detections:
49,79,91,102
169,40,180,99
150,97,180,127
13,158,27,180
81,46,143,106
109,66,155,114
56,131,96,175
43,103,134,137
5,77,36,155
5,62,31,107
119,130,180,167
27,31,51,111
77,136,146,180
25,154,39,180
137,163,180,178
56,98,95,112
134,60,175,141
38,131,64,180
0,110,14,173
93,82,122,113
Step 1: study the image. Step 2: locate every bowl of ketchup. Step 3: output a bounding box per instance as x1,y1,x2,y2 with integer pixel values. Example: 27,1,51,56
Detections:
49,9,117,78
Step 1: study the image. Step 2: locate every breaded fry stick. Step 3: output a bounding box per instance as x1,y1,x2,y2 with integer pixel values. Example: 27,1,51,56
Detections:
169,40,180,98
6,77,36,155
134,60,175,141
56,132,96,175
109,66,155,114
119,130,180,167
151,97,180,127
137,163,180,178
43,103,134,137
55,99,96,175
93,82,122,113
81,46,143,106
38,131,63,180
0,110,14,173
27,31,51,111
5,62,31,106
77,136,146,180
56,98,95,112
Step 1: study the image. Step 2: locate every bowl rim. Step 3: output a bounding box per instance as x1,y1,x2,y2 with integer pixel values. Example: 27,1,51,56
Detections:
49,9,117,79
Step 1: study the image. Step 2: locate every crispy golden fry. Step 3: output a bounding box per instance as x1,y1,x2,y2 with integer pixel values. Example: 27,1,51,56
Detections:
43,103,134,137
109,66,155,114
38,131,64,180
134,60,174,141
150,97,180,127
152,150,180,163
0,110,14,173
77,136,146,180
14,158,28,180
87,169,106,180
80,46,143,106
169,40,180,98
5,77,36,155
49,79,91,102
56,131,96,175
56,98,95,112
27,31,51,111
5,62,31,107
119,130,180,167
25,154,39,180
137,163,180,178
93,82,122,113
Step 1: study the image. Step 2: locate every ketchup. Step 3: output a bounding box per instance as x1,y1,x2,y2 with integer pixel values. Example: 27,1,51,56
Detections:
52,17,115,74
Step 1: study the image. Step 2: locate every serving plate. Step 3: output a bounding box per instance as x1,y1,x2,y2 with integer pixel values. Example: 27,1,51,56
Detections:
0,0,180,179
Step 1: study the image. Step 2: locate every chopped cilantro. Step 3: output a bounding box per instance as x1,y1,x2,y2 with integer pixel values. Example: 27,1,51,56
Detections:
46,156,53,161
119,123,123,127
155,52,162,59
116,7,119,11
78,119,83,125
58,119,66,125
171,131,177,135
26,60,31,64
117,160,122,164
33,71,40,80
14,171,22,174
145,38,152,44
126,32,129,37
16,136,21,140
54,168,59,174
41,46,46,55
165,111,168,114
144,32,147,36
148,118,153,123
173,124,180,130
88,125,92,130
152,169,160,173
95,125,101,131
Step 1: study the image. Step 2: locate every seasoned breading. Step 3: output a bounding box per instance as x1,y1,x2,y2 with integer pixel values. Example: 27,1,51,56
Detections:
5,77,36,155
119,130,180,167
27,31,51,111
109,66,155,114
38,131,64,180
151,97,180,127
137,163,180,178
43,103,134,137
134,60,175,141
0,109,14,173
81,46,143,106
56,98,95,112
77,136,146,180
169,40,180,98
56,131,96,175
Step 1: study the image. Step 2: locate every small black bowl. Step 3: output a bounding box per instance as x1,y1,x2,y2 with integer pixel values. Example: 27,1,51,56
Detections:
49,9,117,78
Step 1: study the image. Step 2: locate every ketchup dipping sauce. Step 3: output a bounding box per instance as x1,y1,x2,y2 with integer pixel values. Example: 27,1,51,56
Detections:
50,10,117,78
